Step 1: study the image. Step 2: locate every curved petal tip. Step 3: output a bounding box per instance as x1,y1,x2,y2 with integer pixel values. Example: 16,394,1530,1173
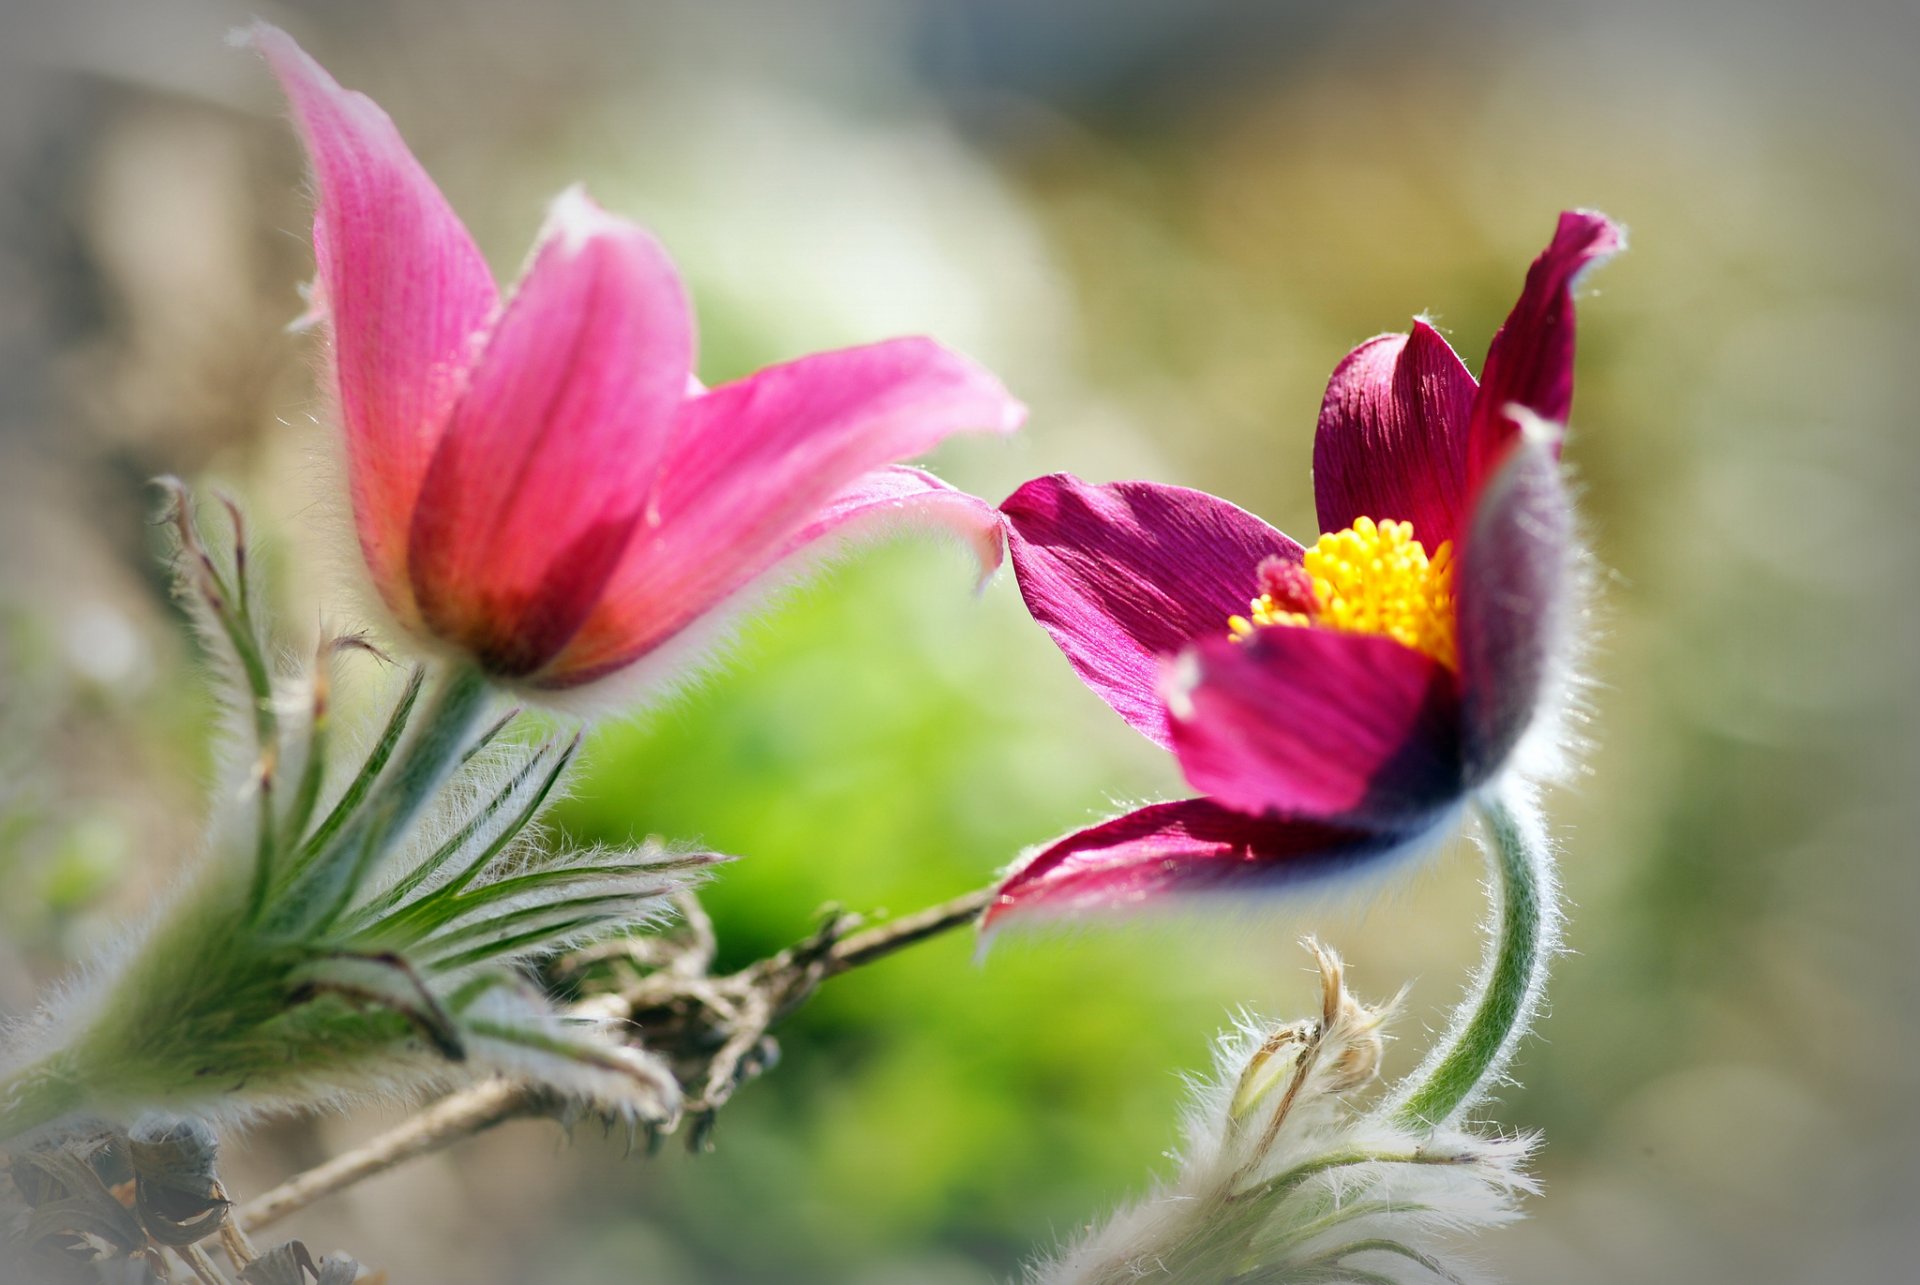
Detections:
1464,208,1624,491
1557,208,1628,272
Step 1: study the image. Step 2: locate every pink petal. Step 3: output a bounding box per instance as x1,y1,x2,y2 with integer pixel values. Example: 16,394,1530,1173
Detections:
536,339,1022,686
773,465,1006,583
1313,321,1479,551
1167,629,1463,828
407,188,694,677
536,466,1005,689
999,475,1304,750
1455,427,1574,780
1465,210,1625,493
251,25,499,621
983,797,1415,931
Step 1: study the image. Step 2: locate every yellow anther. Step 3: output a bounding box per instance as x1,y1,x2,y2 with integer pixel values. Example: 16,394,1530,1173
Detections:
1227,517,1456,669
1227,601,1310,642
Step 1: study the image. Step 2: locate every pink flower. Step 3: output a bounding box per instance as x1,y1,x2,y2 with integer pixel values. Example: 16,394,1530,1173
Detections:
988,212,1622,929
253,27,1023,694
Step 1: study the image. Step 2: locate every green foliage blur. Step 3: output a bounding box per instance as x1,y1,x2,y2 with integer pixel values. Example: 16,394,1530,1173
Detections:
1,1,1915,1282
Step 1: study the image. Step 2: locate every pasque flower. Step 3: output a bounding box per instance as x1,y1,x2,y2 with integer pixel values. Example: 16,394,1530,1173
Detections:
989,211,1622,927
254,26,1023,695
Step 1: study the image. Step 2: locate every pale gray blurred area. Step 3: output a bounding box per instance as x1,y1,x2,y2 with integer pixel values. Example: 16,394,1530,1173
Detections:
2,0,1917,1282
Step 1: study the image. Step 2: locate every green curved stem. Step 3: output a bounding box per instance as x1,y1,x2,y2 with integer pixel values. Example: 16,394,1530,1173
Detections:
1387,786,1558,1130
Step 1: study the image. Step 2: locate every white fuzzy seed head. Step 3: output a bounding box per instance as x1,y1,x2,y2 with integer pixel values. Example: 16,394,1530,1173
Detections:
1031,942,1538,1285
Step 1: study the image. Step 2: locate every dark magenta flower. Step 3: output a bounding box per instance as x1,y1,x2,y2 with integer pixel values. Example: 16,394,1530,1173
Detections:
987,212,1622,929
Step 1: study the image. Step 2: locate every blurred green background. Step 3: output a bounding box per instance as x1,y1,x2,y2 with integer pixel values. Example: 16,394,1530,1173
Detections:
2,0,1915,1281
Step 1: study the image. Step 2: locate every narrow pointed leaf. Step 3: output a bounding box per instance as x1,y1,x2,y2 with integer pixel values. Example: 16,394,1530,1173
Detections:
292,665,425,867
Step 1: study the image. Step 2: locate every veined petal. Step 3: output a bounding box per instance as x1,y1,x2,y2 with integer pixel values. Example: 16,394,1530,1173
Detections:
252,25,498,620
1314,322,1478,550
535,466,1004,690
1455,425,1575,781
537,339,1021,686
983,797,1415,931
1465,210,1625,493
1000,475,1304,750
406,188,693,677
1167,630,1463,828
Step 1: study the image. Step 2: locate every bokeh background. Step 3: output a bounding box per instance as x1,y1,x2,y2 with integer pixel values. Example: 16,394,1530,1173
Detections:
2,0,1916,1281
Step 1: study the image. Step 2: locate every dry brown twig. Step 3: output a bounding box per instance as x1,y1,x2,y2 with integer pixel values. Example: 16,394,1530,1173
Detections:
235,884,994,1235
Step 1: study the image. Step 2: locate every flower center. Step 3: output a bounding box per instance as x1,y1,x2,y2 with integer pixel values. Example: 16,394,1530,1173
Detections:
1228,517,1456,669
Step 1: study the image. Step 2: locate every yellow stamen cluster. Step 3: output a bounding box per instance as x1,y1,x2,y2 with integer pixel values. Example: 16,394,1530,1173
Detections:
1228,517,1457,669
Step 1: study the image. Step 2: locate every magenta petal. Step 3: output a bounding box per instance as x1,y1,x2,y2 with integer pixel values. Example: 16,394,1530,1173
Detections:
1168,630,1462,827
1313,321,1479,550
539,339,1021,686
1001,475,1304,750
983,797,1417,930
1455,430,1574,781
1465,210,1625,493
406,189,693,676
252,25,499,619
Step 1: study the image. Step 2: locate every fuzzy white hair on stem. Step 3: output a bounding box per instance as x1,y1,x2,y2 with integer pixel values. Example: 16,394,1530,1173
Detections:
1028,942,1537,1285
0,486,719,1145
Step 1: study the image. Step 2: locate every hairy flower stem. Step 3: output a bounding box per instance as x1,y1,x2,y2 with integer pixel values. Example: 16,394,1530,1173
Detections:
358,664,492,845
277,664,490,936
1386,786,1558,1130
